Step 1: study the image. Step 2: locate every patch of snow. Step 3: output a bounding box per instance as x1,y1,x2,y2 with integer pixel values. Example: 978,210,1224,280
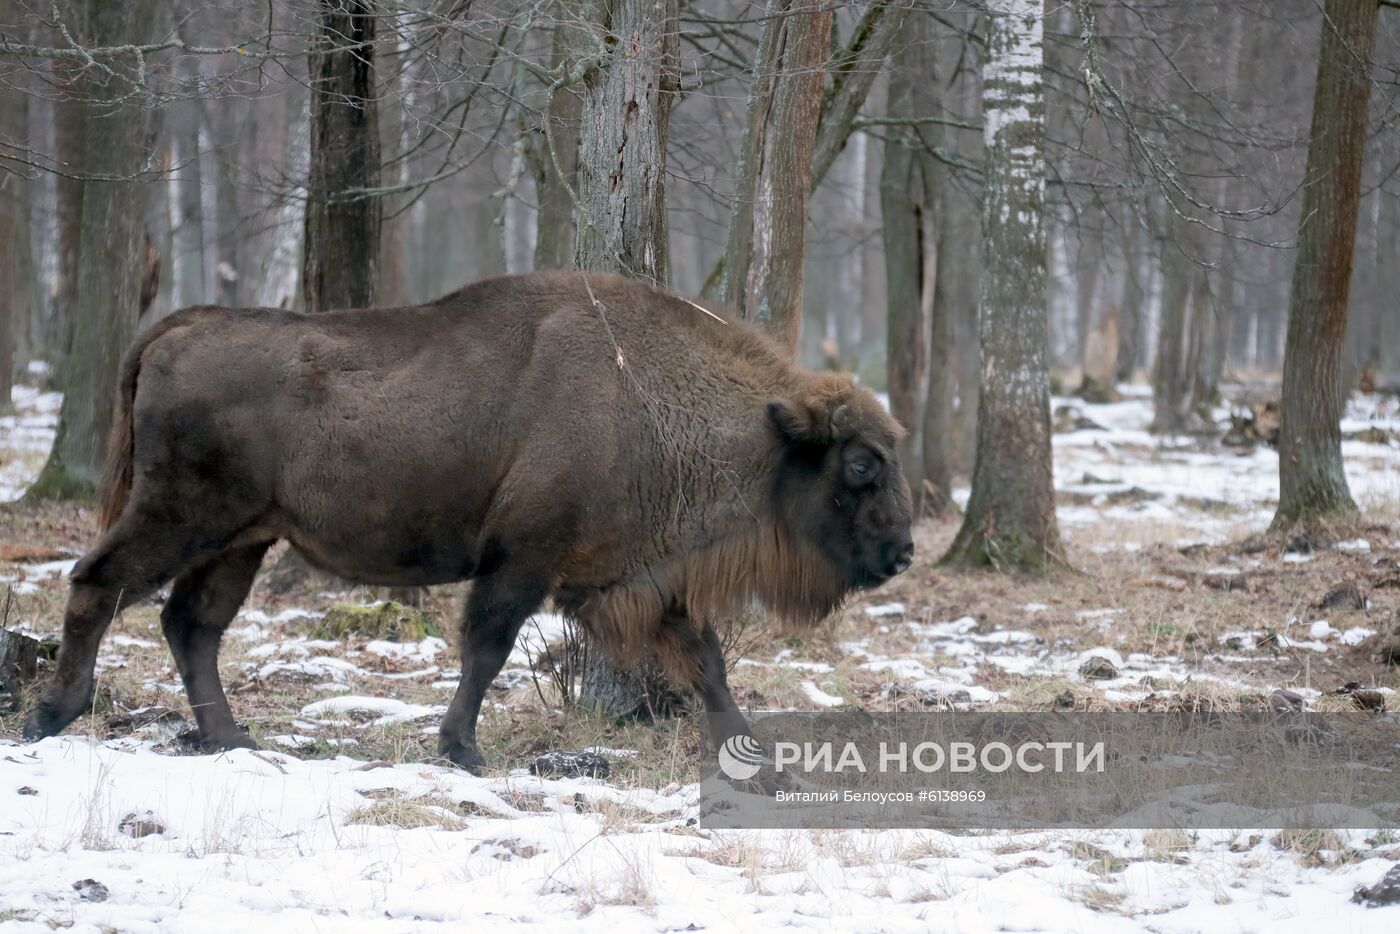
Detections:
799,681,845,707
300,696,445,726
909,680,999,706
864,602,906,618
1334,538,1371,553
365,637,447,660
860,658,931,679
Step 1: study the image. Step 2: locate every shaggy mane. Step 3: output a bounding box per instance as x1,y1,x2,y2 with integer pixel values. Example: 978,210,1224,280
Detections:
570,519,846,686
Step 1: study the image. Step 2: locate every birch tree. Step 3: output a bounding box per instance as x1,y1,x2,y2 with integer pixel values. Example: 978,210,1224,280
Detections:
1272,0,1380,529
944,0,1061,571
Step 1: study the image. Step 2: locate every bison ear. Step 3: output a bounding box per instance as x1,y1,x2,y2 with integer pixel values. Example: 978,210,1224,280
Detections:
767,398,818,444
830,404,852,436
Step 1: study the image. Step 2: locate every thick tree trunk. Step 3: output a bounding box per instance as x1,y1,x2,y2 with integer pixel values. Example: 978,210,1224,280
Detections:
574,0,678,283
28,0,158,500
534,10,585,271
1272,0,1378,529
718,0,832,354
574,0,682,718
944,0,1061,572
303,0,381,312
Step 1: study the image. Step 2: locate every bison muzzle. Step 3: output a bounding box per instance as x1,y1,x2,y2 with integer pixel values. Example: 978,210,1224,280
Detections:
24,271,914,771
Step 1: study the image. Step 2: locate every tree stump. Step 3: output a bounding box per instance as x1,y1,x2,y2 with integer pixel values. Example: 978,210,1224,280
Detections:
0,628,40,703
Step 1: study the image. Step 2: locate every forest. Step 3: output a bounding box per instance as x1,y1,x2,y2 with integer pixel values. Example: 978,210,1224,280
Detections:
2,1,1400,931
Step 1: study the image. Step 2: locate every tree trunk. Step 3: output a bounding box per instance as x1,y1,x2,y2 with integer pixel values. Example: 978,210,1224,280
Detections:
943,0,1061,572
574,0,683,719
48,58,86,376
1115,223,1144,384
718,0,833,354
1272,0,1378,529
574,0,678,283
1151,215,1198,433
881,23,931,484
0,69,20,412
28,0,158,500
809,1,907,189
169,96,207,311
534,10,585,270
1377,192,1400,386
922,198,957,515
303,0,381,312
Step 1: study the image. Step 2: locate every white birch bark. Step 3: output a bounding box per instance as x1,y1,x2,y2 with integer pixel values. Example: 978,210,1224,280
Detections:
945,0,1061,570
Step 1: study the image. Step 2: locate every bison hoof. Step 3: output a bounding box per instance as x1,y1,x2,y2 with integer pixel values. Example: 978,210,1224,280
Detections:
211,733,260,752
440,739,488,774
179,728,259,753
21,703,70,742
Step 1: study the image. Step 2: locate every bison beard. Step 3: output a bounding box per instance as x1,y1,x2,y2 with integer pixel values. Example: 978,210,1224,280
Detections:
23,271,915,771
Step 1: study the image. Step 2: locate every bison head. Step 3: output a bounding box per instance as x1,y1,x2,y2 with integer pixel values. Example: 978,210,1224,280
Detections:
767,383,915,591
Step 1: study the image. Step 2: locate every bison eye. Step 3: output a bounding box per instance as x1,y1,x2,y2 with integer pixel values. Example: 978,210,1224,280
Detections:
845,459,875,487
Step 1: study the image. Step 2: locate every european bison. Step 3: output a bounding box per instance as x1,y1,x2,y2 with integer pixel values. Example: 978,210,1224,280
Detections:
25,271,914,770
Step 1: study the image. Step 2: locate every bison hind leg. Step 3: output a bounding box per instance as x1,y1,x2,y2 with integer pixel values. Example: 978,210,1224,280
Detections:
161,542,270,750
23,516,235,742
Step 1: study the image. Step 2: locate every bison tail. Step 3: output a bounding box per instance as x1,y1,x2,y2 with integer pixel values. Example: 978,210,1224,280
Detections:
98,348,142,532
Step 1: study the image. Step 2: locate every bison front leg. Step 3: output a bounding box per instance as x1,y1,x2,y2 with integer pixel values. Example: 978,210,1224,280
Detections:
438,568,549,773
658,614,753,754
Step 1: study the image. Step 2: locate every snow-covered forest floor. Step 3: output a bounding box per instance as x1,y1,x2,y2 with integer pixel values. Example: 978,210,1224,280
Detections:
2,374,1400,932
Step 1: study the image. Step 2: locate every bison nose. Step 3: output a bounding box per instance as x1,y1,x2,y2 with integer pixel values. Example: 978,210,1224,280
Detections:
891,543,914,576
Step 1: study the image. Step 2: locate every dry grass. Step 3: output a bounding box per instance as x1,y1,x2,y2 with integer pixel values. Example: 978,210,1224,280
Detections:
1271,828,1361,868
346,794,467,832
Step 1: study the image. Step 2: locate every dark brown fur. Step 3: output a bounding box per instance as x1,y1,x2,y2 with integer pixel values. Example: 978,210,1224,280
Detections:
27,271,914,769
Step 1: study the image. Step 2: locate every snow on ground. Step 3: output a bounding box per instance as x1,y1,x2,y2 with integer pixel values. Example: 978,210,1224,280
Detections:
3,736,1397,933
0,382,61,502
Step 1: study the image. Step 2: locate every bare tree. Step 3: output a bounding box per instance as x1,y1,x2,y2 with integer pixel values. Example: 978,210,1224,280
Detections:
880,13,933,488
303,0,381,312
1272,0,1380,529
944,0,1061,571
28,0,159,499
574,0,678,282
718,0,833,354
533,8,585,270
0,28,20,412
573,0,682,718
